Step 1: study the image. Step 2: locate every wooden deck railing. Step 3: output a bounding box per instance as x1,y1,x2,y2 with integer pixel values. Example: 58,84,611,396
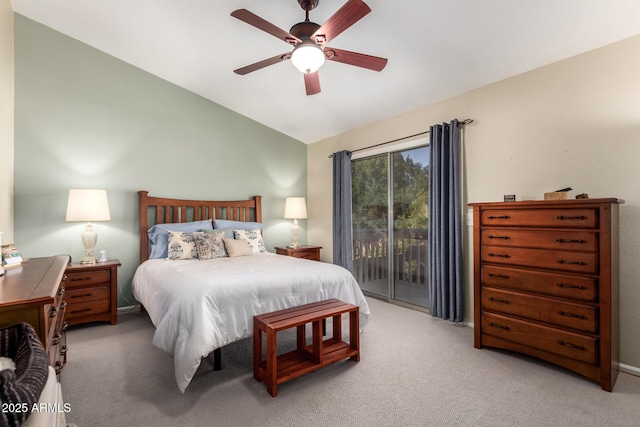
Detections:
353,228,428,288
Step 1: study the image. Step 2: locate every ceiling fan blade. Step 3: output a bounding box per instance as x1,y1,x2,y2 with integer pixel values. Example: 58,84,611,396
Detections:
325,47,387,72
311,0,371,45
304,72,321,96
231,9,302,45
234,53,292,75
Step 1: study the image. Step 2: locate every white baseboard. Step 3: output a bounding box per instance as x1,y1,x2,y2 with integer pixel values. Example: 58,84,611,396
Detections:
620,363,640,376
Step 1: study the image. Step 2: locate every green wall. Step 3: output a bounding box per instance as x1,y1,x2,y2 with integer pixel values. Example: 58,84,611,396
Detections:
13,15,308,306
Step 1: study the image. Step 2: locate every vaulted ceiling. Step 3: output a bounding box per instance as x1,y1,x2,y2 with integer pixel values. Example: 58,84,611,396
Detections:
11,0,640,143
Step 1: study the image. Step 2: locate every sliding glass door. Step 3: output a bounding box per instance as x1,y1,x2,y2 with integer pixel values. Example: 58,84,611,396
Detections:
352,145,430,308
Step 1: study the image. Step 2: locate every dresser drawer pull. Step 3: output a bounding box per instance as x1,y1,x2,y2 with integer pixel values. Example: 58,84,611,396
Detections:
487,235,510,240
489,297,511,304
556,238,586,244
557,340,587,351
70,293,94,298
70,276,93,282
71,308,93,314
488,322,510,331
487,215,510,220
556,215,587,220
49,306,58,318
557,260,587,266
488,253,511,258
556,282,586,290
558,311,586,320
487,273,510,279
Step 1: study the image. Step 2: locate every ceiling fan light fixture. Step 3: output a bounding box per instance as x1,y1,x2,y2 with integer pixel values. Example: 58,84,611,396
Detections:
291,43,325,74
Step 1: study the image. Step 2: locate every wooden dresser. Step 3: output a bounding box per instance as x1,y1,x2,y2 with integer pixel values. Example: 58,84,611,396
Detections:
0,256,69,373
470,198,623,391
64,259,120,326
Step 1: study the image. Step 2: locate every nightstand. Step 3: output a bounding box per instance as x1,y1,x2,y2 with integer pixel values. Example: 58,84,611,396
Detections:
64,259,120,326
274,245,322,261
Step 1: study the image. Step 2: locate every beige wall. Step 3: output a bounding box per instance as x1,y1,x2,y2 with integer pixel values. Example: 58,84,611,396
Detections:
308,34,640,371
0,0,13,244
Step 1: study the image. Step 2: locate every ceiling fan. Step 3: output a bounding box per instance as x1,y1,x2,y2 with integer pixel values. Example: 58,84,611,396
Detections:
231,0,388,96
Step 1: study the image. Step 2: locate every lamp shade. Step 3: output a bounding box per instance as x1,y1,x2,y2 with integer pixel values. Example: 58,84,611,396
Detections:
66,189,111,222
291,44,325,74
284,197,308,219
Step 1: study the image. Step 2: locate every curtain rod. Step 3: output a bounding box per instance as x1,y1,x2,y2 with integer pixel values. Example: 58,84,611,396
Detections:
328,118,474,158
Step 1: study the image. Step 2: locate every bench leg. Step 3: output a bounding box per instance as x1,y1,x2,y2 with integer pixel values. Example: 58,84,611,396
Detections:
349,309,360,362
265,328,278,397
253,321,262,382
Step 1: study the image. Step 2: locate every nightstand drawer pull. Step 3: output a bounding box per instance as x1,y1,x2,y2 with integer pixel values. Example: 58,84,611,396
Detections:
557,340,587,351
557,260,587,266
488,322,510,331
488,297,510,304
556,282,586,290
556,215,587,220
487,215,510,220
488,253,510,258
556,238,586,244
487,235,510,240
487,273,510,279
558,311,586,320
70,308,93,314
70,276,93,282
70,293,94,298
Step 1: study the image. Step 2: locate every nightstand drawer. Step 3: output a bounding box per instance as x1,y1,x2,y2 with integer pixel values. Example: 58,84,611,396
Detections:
65,285,110,303
66,299,111,320
65,269,110,287
291,249,320,260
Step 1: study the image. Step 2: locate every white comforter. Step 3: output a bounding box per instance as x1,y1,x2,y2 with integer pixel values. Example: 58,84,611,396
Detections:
131,253,370,392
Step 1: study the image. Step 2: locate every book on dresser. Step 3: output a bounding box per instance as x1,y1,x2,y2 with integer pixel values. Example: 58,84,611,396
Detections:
469,198,623,391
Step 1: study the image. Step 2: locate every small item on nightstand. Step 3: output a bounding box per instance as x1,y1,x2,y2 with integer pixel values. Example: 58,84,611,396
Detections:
503,195,516,202
99,249,108,262
576,193,589,199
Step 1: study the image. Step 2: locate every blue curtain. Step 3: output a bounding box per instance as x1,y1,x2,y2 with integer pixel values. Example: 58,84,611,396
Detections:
428,119,464,322
332,150,354,273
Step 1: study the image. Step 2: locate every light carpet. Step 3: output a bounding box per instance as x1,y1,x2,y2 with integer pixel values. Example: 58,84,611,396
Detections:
60,298,640,426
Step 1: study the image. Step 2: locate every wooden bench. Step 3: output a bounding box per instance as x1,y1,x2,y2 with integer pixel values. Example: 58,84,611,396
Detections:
253,299,360,397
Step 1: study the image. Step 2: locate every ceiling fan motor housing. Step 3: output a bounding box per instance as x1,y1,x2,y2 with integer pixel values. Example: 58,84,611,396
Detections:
298,0,319,11
289,21,321,43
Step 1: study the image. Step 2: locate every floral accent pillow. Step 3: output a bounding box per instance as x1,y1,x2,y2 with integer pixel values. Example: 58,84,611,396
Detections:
233,229,266,254
167,231,199,260
194,231,228,260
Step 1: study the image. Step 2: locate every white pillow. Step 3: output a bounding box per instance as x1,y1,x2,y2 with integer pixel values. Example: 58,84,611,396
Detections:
233,229,266,254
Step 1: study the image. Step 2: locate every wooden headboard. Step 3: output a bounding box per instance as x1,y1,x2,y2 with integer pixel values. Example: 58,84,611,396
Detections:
138,191,262,263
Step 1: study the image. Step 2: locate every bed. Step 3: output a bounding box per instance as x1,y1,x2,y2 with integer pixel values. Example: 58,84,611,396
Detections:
132,191,370,393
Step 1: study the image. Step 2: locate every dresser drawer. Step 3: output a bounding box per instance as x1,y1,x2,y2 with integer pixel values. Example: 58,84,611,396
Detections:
65,285,110,303
65,269,110,287
482,312,598,365
65,299,111,320
481,209,597,228
482,265,597,302
481,229,597,252
482,288,598,333
482,247,598,274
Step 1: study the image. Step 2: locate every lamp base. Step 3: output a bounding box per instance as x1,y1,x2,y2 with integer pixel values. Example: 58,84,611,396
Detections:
79,256,97,265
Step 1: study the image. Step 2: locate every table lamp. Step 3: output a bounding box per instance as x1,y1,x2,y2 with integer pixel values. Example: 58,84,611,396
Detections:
66,189,111,264
284,197,307,249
